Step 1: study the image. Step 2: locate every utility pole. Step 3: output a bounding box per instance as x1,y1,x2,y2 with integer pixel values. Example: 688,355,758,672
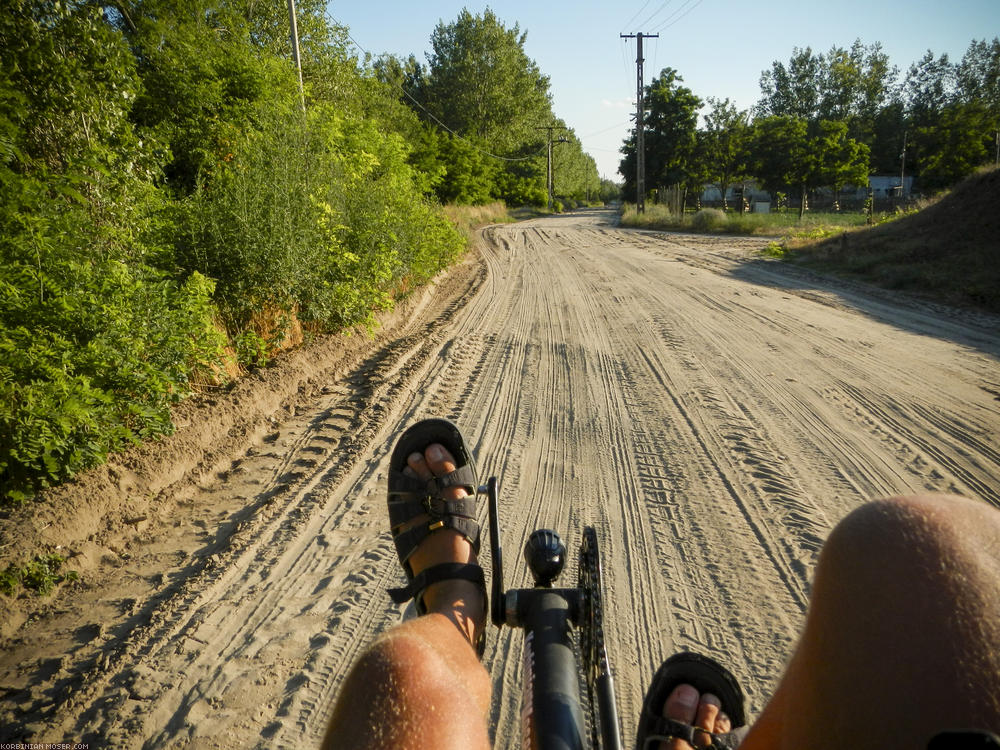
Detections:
621,32,658,213
287,0,305,111
537,125,567,210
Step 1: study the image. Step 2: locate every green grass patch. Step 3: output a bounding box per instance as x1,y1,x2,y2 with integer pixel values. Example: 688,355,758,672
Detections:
619,203,874,239
0,553,78,597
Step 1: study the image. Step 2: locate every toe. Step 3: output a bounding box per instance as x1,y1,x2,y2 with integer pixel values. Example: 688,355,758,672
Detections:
422,444,467,500
424,443,457,475
407,450,433,480
693,694,722,747
659,686,730,750
661,684,699,750
715,710,731,735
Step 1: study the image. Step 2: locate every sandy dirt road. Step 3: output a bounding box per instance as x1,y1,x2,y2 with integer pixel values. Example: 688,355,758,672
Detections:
3,209,999,748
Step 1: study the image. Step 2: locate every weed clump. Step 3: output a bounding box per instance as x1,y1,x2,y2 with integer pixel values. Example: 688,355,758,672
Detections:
690,208,728,233
0,554,78,597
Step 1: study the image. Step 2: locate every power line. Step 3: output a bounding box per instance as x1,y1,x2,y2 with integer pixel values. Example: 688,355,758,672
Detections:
326,12,547,163
621,0,655,34
638,0,677,30
578,122,631,138
651,0,705,32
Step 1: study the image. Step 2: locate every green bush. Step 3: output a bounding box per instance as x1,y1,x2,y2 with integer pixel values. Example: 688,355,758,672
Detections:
0,0,470,506
690,208,728,232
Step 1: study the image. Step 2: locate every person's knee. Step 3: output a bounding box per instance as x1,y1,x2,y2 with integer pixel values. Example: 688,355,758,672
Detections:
822,494,1000,584
370,622,491,708
811,493,1000,684
771,494,1000,745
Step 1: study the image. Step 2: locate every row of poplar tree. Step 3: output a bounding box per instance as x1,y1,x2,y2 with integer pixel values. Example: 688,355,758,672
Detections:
620,39,1000,207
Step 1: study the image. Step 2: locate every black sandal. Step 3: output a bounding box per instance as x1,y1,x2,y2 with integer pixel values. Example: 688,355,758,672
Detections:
635,652,749,749
386,418,487,656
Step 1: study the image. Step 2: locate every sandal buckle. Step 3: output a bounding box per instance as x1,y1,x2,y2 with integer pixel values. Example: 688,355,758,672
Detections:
428,520,444,531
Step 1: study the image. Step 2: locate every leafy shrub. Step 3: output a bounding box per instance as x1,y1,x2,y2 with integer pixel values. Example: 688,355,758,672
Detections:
0,0,471,506
690,208,729,233
0,246,223,502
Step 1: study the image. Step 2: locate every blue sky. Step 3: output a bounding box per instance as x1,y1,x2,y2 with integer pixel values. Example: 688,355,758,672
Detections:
327,0,999,181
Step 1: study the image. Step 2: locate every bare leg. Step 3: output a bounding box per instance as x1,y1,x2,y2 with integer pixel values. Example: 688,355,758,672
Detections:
323,444,490,750
739,493,1000,749
655,493,1000,749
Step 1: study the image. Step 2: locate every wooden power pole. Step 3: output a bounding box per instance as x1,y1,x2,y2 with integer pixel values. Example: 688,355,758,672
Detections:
621,32,658,213
537,125,567,210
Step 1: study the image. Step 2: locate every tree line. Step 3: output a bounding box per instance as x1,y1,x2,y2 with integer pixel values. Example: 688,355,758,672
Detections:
0,2,598,505
620,39,1000,210
373,9,608,208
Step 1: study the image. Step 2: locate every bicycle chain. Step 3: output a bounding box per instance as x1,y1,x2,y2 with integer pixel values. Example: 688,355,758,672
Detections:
578,526,609,748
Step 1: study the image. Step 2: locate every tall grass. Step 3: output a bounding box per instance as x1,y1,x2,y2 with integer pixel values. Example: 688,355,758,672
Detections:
441,201,513,239
619,203,872,237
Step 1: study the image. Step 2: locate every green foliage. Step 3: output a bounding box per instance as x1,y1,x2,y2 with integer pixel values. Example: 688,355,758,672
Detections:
620,205,870,238
394,9,598,208
620,68,702,201
699,98,750,208
1,0,474,505
421,9,551,148
0,553,77,597
690,208,728,232
749,115,812,194
760,241,788,258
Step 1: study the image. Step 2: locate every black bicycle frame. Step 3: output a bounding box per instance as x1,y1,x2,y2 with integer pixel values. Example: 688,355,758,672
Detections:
483,477,623,750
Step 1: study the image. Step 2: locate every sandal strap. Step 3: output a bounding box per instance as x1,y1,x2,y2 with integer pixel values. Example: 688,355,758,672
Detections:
387,465,478,498
388,562,486,605
387,464,481,568
641,719,741,750
388,494,478,530
391,516,481,568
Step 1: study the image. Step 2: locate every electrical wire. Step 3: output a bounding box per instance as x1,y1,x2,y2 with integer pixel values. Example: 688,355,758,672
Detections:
638,0,676,30
327,11,547,163
578,122,631,138
620,0,655,34
651,0,705,32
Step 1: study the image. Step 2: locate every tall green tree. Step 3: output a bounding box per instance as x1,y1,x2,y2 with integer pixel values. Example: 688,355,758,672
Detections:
749,115,813,212
914,102,993,190
956,38,1000,113
619,68,701,203
818,40,898,143
420,9,551,149
698,97,749,209
905,50,956,123
757,47,824,120
813,119,871,208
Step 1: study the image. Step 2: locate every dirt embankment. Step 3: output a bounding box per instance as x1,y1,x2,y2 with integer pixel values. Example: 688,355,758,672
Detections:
797,166,1000,312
